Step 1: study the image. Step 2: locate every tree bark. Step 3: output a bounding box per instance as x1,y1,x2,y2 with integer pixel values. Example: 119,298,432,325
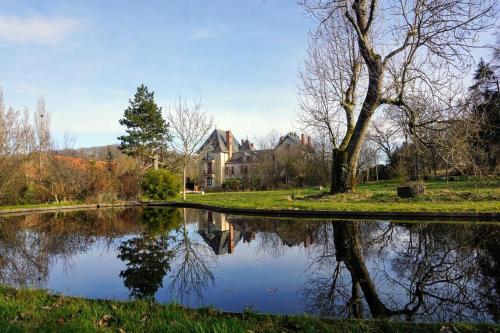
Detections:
330,148,350,194
183,165,186,200
334,221,392,318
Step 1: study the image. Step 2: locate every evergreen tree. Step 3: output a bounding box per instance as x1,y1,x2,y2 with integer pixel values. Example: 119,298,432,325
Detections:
469,60,499,169
118,85,170,168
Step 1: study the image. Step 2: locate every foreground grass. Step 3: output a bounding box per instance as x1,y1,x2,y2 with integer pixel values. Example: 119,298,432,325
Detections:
0,286,497,333
182,179,500,213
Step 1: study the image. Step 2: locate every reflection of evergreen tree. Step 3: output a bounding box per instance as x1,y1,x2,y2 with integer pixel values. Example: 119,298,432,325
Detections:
117,208,181,300
118,236,173,299
141,207,182,234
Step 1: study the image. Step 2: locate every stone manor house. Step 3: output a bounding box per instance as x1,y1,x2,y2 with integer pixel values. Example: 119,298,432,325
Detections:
194,129,312,189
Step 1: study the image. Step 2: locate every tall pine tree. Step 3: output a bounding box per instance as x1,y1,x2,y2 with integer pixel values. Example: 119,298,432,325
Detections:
118,85,170,169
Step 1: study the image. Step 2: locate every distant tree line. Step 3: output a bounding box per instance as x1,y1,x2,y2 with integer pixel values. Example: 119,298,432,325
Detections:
0,89,143,205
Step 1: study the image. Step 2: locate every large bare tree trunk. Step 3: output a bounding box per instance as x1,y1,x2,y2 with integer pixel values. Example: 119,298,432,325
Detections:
334,221,392,318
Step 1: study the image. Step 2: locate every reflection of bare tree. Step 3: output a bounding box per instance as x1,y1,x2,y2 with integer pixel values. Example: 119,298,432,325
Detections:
303,221,499,322
169,209,215,304
256,231,285,257
0,209,141,288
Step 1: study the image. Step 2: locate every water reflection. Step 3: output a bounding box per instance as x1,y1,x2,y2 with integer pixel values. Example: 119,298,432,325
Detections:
0,208,497,322
117,208,180,299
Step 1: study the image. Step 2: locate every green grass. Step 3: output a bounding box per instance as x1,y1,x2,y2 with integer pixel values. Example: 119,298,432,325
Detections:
0,286,497,333
0,201,82,211
180,179,500,213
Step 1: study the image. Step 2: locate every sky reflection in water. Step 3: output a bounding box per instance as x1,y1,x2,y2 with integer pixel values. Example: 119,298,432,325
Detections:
0,207,498,323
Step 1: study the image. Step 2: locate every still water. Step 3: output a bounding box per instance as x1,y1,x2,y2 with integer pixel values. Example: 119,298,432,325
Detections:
0,207,498,322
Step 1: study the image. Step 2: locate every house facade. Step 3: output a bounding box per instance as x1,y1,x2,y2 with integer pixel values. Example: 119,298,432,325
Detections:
196,129,311,189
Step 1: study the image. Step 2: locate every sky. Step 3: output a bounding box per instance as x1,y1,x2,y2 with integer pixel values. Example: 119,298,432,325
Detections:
0,1,496,149
0,0,314,147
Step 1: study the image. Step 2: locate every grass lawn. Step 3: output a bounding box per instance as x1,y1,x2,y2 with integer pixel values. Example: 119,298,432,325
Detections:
180,179,500,213
0,201,82,212
0,286,497,333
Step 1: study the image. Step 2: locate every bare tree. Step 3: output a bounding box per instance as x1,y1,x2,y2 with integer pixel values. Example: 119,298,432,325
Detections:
298,0,496,193
367,113,402,164
167,97,214,200
0,89,35,203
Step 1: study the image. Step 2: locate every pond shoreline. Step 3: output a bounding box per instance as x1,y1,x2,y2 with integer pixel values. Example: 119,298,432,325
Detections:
152,201,500,221
1,286,497,333
0,200,498,221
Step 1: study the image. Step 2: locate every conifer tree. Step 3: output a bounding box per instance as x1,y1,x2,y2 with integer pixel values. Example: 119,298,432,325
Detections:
118,85,170,169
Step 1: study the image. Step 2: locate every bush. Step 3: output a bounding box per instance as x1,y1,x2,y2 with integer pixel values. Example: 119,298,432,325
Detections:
141,169,181,200
222,178,243,191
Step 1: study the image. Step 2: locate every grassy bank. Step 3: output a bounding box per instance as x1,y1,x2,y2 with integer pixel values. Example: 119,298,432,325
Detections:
0,201,82,212
181,179,500,213
0,286,497,333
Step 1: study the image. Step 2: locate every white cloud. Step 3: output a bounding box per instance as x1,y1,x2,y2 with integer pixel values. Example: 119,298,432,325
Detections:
0,15,80,45
189,26,224,41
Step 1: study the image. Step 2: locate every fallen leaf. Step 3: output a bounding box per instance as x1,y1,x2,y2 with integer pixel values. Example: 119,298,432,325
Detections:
42,306,52,310
56,317,65,325
96,314,113,328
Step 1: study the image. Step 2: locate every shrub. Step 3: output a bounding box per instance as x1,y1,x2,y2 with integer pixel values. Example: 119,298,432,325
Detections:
141,169,181,200
222,178,243,191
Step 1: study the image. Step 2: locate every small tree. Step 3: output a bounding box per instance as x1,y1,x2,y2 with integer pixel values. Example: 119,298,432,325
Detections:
167,97,214,200
118,85,170,170
141,169,181,200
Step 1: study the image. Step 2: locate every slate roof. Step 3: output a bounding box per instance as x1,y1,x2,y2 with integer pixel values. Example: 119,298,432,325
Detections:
276,133,301,147
226,149,272,164
198,129,243,154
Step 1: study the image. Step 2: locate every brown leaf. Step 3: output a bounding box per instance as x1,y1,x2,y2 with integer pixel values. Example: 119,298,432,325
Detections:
141,313,149,322
56,317,65,325
96,314,113,328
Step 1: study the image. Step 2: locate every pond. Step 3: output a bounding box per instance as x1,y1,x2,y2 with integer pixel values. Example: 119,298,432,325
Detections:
0,207,498,323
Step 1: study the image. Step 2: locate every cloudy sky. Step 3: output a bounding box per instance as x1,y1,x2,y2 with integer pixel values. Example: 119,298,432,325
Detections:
0,0,314,147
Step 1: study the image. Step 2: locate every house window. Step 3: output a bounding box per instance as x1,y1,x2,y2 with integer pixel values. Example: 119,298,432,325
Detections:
207,162,213,174
240,166,244,173
246,156,251,162
244,166,248,174
231,167,234,175
207,177,213,186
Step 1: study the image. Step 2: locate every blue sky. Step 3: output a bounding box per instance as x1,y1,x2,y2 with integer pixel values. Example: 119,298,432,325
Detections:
0,1,496,148
0,0,313,147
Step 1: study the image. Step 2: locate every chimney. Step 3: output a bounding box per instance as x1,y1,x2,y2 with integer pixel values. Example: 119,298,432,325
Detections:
250,143,255,150
226,130,233,158
307,136,311,147
241,139,244,145
301,133,305,145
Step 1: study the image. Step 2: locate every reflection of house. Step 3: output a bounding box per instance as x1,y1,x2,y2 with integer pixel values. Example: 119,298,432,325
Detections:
197,129,312,188
197,211,242,255
227,217,316,248
196,212,317,255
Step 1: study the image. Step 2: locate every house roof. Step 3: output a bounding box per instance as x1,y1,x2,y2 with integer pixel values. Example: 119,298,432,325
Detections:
197,129,243,154
276,133,301,148
226,149,272,164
